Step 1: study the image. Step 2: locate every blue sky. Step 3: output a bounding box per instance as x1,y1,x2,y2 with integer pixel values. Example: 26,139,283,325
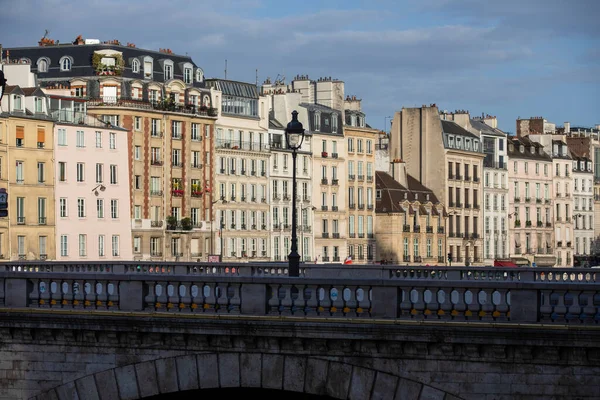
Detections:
1,0,598,132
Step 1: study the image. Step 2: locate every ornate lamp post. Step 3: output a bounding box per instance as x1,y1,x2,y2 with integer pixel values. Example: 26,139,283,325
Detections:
285,111,305,277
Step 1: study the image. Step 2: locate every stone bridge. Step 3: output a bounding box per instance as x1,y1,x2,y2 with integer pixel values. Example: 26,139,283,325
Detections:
0,262,599,400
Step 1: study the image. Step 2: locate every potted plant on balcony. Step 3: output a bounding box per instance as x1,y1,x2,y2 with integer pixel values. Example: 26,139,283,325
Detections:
166,215,178,230
181,217,193,231
199,105,208,113
208,107,218,116
191,183,203,197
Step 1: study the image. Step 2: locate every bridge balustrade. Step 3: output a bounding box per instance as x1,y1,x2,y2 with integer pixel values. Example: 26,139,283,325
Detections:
0,261,599,324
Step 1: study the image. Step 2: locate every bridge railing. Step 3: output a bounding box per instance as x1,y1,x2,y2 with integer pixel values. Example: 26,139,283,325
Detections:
0,261,598,325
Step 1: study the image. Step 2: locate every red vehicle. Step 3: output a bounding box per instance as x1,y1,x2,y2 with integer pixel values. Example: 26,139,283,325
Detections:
493,259,519,267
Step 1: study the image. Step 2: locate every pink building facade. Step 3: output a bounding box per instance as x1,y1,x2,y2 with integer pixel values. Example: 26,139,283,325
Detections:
54,111,132,260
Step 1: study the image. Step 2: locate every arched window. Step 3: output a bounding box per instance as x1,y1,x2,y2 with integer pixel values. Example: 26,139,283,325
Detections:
196,68,204,83
60,56,72,71
37,58,48,73
132,59,140,73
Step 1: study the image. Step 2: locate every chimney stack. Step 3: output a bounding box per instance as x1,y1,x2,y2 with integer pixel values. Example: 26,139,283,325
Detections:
390,160,408,188
564,122,570,133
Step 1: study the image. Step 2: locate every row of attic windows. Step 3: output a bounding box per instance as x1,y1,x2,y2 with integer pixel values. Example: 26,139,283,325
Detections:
33,57,203,84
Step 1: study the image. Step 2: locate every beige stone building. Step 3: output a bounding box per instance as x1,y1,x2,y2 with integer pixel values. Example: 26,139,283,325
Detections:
0,83,55,260
507,136,555,267
345,96,378,262
206,79,271,262
391,106,485,265
375,166,446,265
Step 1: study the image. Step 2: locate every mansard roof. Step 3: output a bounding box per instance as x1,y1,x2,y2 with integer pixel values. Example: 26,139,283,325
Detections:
7,43,204,86
206,79,259,99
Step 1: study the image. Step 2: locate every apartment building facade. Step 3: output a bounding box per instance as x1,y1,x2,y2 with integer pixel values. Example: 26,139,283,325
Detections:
507,137,555,267
53,106,132,261
207,79,271,262
268,119,314,261
469,117,510,262
0,65,56,260
345,96,378,263
571,155,594,263
392,106,484,265
375,166,446,265
9,37,217,261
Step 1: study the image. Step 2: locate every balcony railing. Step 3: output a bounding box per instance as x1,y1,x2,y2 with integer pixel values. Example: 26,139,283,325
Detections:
87,97,217,117
426,226,433,233
332,233,340,239
151,220,163,228
437,227,444,234
38,217,47,225
403,225,410,232
413,225,421,233
17,217,25,225
322,233,329,238
216,140,269,153
321,178,328,185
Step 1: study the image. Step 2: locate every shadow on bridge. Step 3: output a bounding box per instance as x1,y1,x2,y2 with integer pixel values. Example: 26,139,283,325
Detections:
145,388,334,399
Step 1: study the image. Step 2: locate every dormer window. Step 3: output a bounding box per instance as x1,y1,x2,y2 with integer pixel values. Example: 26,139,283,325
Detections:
376,190,382,199
164,63,173,80
59,56,73,71
474,140,479,151
184,67,193,84
332,113,338,133
448,135,454,148
530,146,535,154
519,145,524,153
131,59,140,73
456,137,462,148
539,147,544,156
196,68,204,83
13,95,22,111
143,57,153,79
314,112,321,131
588,162,592,171
37,58,49,73
573,161,578,170
465,139,471,150
580,161,585,170
34,97,44,113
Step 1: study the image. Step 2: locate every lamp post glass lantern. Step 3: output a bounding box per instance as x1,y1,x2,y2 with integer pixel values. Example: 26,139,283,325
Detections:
285,110,305,277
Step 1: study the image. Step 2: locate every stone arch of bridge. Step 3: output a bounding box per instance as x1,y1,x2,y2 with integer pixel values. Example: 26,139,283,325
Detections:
32,353,460,400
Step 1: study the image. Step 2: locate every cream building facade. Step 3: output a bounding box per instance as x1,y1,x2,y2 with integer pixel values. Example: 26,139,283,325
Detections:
0,63,55,260
207,79,271,261
571,155,594,262
345,96,378,263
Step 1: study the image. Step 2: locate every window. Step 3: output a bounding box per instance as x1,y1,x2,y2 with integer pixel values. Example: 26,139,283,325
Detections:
15,161,24,184
348,138,354,152
109,132,116,149
97,199,104,218
132,59,140,73
37,58,48,73
135,175,141,190
314,113,321,131
59,198,68,217
134,117,142,131
184,67,192,84
111,199,119,219
76,130,85,147
60,235,68,256
111,235,120,257
164,63,173,80
37,162,45,183
191,123,200,141
110,165,117,184
134,146,141,160
95,163,103,183
76,163,84,182
60,56,72,71
77,198,86,218
38,197,46,225
79,234,87,257
172,149,181,166
58,128,67,146
357,139,363,153
95,131,102,148
98,235,105,257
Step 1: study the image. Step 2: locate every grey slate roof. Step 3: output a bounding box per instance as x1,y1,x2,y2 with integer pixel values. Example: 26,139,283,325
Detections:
206,79,259,99
6,43,205,87
469,119,506,137
441,120,479,139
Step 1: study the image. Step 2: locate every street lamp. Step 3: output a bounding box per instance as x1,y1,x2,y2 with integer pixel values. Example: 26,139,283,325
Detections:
285,110,305,277
210,199,227,260
300,205,316,262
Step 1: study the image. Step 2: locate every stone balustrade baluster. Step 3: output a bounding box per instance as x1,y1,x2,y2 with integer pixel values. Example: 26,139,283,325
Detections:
566,290,581,322
552,291,567,322
399,287,412,318
343,286,357,317
452,288,467,320
437,288,452,320
216,283,229,313
179,282,191,313
29,279,40,307
144,281,157,310
227,283,241,314
318,286,332,315
279,284,293,316
330,286,344,317
582,291,597,324
304,285,318,316
96,280,108,308
72,279,85,309
107,281,118,309
424,288,439,319
267,284,280,315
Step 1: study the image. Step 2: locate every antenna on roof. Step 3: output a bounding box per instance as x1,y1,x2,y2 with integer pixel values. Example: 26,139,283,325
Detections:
43,29,49,39
224,59,227,80
256,68,258,86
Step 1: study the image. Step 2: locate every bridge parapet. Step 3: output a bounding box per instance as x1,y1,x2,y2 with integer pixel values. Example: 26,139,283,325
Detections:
0,262,598,325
